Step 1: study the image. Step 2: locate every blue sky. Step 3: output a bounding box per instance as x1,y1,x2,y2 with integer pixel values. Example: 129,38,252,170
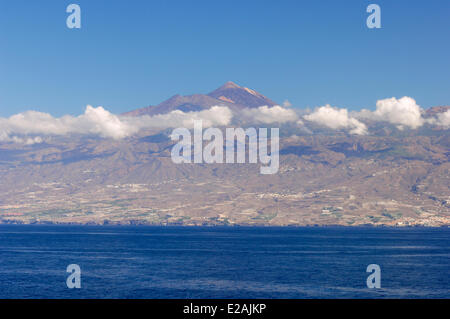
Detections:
0,0,449,117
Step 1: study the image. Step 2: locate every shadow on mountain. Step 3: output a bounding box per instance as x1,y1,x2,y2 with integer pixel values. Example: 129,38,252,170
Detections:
280,145,320,157
139,133,170,144
30,150,116,165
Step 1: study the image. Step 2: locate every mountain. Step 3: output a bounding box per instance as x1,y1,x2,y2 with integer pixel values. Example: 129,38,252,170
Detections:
123,94,236,117
0,83,449,227
123,81,278,116
425,105,450,116
208,81,277,108
0,128,449,227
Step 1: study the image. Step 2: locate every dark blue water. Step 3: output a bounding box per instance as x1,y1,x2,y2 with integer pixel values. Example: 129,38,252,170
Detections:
0,225,448,298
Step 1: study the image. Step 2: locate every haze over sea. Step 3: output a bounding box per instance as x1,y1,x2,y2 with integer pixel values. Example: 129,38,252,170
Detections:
0,225,448,299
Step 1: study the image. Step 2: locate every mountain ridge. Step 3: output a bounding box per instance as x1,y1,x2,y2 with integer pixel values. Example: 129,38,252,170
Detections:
122,81,278,117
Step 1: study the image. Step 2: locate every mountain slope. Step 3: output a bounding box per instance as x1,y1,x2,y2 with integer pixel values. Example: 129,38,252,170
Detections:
123,81,278,116
208,81,277,108
0,131,449,226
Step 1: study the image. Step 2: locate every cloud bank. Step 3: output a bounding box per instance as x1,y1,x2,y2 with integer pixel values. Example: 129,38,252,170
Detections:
434,109,450,128
1,98,448,144
0,105,234,143
304,97,449,135
129,106,233,130
0,105,300,144
372,97,424,130
238,105,299,124
303,104,368,135
0,106,137,141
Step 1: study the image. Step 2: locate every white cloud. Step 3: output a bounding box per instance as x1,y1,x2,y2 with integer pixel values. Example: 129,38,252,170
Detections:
0,104,298,144
435,109,450,128
356,97,450,130
0,106,138,142
303,104,368,135
1,98,446,144
0,132,43,145
238,105,299,124
0,105,234,144
373,97,424,130
127,106,233,130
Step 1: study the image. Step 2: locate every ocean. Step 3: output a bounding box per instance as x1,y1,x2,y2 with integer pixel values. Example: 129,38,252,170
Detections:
0,225,448,299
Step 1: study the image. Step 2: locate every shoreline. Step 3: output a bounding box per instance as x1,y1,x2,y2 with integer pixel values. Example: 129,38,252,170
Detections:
0,220,449,228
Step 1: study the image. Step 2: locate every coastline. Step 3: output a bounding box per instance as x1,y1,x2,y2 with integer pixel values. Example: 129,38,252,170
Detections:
0,219,448,228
